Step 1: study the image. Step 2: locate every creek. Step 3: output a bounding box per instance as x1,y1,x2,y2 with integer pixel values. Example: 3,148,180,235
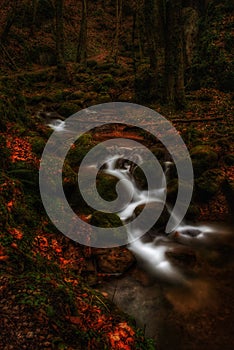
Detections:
49,118,234,350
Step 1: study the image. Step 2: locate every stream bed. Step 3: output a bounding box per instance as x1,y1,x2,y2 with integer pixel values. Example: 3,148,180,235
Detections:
97,224,234,350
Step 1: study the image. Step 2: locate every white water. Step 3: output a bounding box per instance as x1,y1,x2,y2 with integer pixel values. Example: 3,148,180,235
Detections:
48,119,66,132
102,153,185,282
101,150,229,283
47,118,229,283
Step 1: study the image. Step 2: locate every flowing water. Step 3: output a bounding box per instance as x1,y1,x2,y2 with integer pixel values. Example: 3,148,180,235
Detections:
97,148,234,350
48,119,234,349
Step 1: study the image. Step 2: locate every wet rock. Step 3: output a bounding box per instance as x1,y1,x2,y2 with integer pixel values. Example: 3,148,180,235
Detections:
57,102,80,117
185,204,201,220
223,154,234,166
150,146,169,162
190,145,218,177
166,178,178,202
166,246,196,268
90,211,128,246
134,202,169,230
96,173,118,202
196,168,225,198
68,90,85,100
133,161,164,189
93,247,135,274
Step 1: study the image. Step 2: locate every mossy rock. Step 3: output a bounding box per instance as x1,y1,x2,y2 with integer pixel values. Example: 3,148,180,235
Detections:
91,211,122,228
50,90,69,102
96,173,118,202
83,91,98,102
223,154,234,166
78,133,93,147
68,90,85,101
166,178,194,211
57,102,80,117
77,171,119,211
196,169,225,198
166,178,178,202
102,74,116,87
93,247,135,274
150,146,168,162
94,94,111,104
62,162,77,196
134,161,164,190
90,211,127,245
185,204,201,220
67,147,91,170
134,202,169,230
66,137,98,170
190,145,218,177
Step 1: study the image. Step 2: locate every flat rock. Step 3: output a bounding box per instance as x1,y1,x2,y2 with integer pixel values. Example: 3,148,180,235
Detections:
93,247,135,274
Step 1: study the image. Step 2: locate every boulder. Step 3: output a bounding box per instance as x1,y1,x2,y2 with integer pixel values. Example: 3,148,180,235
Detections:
223,154,234,166
93,247,135,274
134,202,169,230
190,145,218,177
90,211,128,246
166,246,197,268
196,168,225,198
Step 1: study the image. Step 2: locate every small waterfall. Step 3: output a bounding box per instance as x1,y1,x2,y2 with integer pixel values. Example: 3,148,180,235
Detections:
48,119,66,132
47,117,229,283
100,148,228,283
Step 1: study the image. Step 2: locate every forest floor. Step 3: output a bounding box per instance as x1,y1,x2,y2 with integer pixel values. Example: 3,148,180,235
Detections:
0,52,233,350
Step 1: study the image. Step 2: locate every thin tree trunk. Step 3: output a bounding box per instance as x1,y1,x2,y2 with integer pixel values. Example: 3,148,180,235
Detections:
165,0,185,108
142,0,165,101
55,0,65,66
109,0,123,63
77,0,87,66
55,0,68,80
30,0,39,36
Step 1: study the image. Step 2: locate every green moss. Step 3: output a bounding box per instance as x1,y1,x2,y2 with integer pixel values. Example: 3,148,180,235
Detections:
90,211,127,244
96,174,118,202
190,145,218,177
91,211,122,228
57,102,80,117
196,168,225,198
134,161,163,190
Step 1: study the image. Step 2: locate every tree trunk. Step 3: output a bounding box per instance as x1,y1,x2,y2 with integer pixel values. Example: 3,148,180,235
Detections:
109,0,123,63
144,0,165,73
142,0,165,101
30,0,39,36
165,0,185,108
55,0,68,80
77,0,87,66
55,0,65,65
